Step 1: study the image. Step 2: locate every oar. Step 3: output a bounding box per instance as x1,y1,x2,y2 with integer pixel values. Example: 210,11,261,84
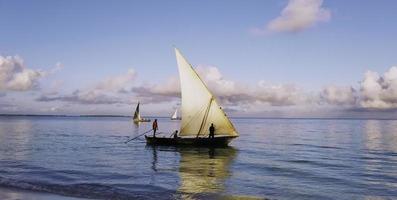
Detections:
125,129,153,144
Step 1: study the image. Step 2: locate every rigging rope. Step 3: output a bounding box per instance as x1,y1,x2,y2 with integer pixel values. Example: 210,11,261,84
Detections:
179,102,208,133
196,97,213,138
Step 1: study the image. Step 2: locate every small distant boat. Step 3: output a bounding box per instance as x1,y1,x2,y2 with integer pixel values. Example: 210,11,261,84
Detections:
133,102,150,123
171,109,181,120
145,48,239,147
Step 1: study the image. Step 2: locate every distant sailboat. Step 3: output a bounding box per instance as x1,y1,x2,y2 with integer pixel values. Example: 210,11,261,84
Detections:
145,48,239,146
171,109,181,120
133,102,150,123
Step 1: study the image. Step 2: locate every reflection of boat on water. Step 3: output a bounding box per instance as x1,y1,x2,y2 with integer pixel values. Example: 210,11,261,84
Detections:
146,48,239,147
171,109,181,120
133,102,150,123
147,146,237,198
178,147,237,196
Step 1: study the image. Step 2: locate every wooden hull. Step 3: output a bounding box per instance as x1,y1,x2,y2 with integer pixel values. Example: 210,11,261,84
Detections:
145,135,237,147
133,119,151,123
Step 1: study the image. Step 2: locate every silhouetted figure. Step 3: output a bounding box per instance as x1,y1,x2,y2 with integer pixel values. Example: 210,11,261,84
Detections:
209,123,215,139
173,130,179,139
152,119,158,138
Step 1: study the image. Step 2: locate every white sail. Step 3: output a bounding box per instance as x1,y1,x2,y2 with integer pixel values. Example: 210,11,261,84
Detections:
175,48,238,137
133,102,141,121
171,109,178,119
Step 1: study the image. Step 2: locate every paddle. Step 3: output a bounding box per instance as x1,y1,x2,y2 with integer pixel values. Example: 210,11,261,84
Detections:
125,129,153,144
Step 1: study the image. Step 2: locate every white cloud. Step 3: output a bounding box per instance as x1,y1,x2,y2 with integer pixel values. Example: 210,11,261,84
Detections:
321,85,357,106
196,66,242,97
131,76,180,103
360,66,397,109
95,69,136,92
149,76,180,96
319,66,397,110
254,0,331,34
255,81,308,106
131,65,250,105
37,69,137,105
37,89,127,105
131,65,311,108
0,55,45,91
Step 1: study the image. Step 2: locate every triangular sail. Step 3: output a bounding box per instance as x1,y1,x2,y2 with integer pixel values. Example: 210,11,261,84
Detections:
133,103,141,121
175,48,238,137
171,109,178,119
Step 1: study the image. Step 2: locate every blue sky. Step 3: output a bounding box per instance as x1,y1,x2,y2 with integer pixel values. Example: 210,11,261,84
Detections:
1,0,397,117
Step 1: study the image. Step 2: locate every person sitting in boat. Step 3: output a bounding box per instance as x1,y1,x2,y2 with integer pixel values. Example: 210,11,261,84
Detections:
152,119,158,138
209,123,215,139
173,130,179,139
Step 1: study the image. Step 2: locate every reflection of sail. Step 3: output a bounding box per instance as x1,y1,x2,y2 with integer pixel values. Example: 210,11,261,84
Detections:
364,120,382,151
178,147,237,196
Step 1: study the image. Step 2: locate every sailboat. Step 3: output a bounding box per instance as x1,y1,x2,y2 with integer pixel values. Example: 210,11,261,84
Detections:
133,102,150,123
171,108,181,120
145,48,239,146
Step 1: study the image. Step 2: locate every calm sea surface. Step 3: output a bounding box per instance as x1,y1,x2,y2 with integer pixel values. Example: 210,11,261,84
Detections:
0,116,396,200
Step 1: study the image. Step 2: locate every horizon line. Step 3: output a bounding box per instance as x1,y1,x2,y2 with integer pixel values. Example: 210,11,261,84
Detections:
1,114,397,121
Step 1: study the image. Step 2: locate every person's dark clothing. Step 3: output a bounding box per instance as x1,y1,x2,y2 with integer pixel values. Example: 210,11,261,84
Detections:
152,120,158,137
209,124,215,139
173,131,178,139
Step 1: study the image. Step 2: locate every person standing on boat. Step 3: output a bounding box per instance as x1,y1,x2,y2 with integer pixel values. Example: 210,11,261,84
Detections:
173,130,179,139
209,123,215,139
152,119,158,138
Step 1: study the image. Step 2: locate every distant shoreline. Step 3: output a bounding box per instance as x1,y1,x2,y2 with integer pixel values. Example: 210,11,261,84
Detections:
0,114,396,120
0,114,132,118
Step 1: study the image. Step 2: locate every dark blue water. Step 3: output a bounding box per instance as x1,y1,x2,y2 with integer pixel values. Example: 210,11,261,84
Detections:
0,116,396,199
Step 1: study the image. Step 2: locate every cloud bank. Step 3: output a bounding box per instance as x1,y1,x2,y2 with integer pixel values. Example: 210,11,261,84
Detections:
124,65,397,113
253,0,331,34
2,53,395,116
131,76,180,103
37,69,136,105
129,65,312,108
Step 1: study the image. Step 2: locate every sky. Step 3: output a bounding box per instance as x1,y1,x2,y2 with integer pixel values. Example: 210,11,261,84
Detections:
1,0,397,118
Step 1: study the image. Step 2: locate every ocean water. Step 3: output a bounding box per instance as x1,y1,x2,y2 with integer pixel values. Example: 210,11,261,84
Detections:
0,116,396,200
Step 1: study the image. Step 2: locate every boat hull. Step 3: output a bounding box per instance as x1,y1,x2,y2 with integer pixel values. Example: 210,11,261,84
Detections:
145,135,237,147
133,119,151,123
